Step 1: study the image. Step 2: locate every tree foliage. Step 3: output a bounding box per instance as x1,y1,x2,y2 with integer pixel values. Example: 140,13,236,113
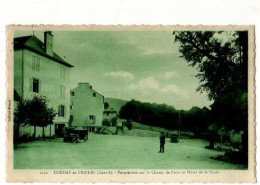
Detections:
104,102,109,109
119,99,210,133
102,119,111,126
173,31,248,131
180,106,210,135
102,116,118,126
14,96,56,137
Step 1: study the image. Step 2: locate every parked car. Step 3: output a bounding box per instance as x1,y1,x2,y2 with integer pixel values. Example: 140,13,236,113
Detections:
63,127,88,143
170,134,179,143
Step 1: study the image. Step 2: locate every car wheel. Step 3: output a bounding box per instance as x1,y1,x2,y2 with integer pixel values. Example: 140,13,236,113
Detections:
72,138,77,144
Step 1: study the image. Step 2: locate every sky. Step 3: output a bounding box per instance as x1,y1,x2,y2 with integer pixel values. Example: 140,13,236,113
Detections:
14,30,213,110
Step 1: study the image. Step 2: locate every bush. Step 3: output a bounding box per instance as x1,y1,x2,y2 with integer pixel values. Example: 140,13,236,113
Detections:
102,119,110,126
111,117,118,126
212,150,247,165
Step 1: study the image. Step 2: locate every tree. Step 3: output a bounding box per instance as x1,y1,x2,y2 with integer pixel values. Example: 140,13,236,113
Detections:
111,116,118,126
173,31,248,155
181,106,210,136
104,102,109,109
172,31,248,131
14,96,56,138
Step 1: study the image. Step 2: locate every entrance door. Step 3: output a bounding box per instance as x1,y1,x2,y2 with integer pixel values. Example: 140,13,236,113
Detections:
88,126,95,132
55,124,65,137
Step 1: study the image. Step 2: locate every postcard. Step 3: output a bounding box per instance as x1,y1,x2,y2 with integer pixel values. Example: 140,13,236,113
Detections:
6,25,256,183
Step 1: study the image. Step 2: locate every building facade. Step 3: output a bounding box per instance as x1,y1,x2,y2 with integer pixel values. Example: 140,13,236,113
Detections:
14,31,73,137
103,108,117,121
70,83,104,132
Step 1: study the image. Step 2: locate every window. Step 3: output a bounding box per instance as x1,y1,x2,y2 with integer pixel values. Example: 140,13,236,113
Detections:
60,66,65,80
89,115,95,120
58,105,65,117
93,93,96,97
70,105,73,109
60,85,65,98
71,91,75,96
32,56,40,71
32,78,39,93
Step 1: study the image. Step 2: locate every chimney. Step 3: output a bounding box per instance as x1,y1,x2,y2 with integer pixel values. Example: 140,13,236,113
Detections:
44,31,53,56
78,83,92,89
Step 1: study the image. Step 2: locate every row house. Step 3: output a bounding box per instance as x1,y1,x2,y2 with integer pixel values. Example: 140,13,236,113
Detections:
70,83,104,132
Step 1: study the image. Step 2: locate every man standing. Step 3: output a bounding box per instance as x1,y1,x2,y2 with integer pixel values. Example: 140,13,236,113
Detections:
159,132,166,153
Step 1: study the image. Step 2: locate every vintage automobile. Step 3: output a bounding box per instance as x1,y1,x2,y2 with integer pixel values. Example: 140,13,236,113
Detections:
63,126,88,143
170,134,179,143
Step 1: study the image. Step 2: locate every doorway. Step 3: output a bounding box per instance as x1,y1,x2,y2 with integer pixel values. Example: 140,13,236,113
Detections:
55,124,65,137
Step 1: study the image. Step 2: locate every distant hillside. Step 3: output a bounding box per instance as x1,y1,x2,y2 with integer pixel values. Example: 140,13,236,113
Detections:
104,98,128,113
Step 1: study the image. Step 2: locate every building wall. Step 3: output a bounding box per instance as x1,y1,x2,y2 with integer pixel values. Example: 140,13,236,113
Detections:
14,49,71,136
71,83,104,127
18,125,55,138
14,50,23,97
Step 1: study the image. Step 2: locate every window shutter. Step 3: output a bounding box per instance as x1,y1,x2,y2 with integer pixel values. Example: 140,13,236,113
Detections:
39,79,41,93
37,59,40,71
29,78,32,92
60,85,62,98
32,58,34,70
61,87,63,98
58,106,60,117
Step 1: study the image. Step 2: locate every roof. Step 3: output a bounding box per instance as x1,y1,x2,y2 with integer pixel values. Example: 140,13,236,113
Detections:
14,35,74,67
72,83,105,99
104,108,117,113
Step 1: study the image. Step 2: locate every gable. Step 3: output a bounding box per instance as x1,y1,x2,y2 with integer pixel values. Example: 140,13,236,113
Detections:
14,35,74,68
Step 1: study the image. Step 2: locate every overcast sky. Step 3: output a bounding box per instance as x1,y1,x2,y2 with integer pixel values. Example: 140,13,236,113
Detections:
14,30,213,110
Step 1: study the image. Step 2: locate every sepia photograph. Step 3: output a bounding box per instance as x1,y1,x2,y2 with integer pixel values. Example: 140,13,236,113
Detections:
6,26,255,182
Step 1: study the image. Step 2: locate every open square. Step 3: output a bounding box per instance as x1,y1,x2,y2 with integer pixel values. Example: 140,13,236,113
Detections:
14,134,245,169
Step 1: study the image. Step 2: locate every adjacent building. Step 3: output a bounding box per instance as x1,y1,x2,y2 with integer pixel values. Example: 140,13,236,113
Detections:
14,31,73,137
103,108,117,121
70,83,104,132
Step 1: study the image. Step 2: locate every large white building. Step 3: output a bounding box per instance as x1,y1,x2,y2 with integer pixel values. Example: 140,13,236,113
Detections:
14,31,74,137
70,83,104,132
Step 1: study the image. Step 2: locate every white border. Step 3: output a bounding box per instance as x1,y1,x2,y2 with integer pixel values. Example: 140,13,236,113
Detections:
0,0,259,184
